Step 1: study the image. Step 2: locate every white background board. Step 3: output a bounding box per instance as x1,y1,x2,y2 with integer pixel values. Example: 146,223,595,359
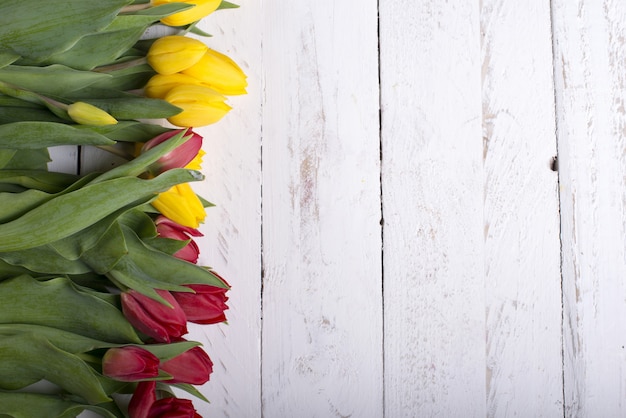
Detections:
55,0,626,416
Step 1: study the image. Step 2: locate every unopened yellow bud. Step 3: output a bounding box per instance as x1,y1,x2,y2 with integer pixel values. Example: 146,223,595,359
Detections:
147,36,208,75
182,49,248,95
165,85,231,127
67,102,117,126
152,0,221,27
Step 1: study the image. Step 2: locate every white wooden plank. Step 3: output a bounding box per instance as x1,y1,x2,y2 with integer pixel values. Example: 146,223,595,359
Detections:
47,145,79,174
552,1,626,416
261,1,382,417
184,4,263,417
481,2,563,415
380,2,486,416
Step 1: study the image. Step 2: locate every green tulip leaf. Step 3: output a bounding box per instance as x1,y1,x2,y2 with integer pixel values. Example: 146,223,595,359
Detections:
0,107,66,125
0,65,112,96
0,334,111,404
0,275,141,343
218,1,240,9
75,121,170,143
172,383,210,404
141,340,200,362
0,149,16,169
0,170,78,192
0,122,115,149
91,131,190,183
0,392,118,418
0,0,133,61
0,246,92,275
0,52,20,69
81,96,181,120
0,169,198,252
0,324,117,354
123,225,229,290
2,148,50,170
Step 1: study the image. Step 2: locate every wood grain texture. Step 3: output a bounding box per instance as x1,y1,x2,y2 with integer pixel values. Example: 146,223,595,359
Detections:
481,1,563,416
552,1,626,416
184,4,264,417
260,1,383,417
380,2,486,416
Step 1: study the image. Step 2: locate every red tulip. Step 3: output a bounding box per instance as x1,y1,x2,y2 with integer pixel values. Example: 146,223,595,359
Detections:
155,216,203,263
142,129,203,174
172,282,229,325
128,381,202,418
128,381,157,418
161,344,213,385
149,397,202,418
121,289,188,343
102,346,160,382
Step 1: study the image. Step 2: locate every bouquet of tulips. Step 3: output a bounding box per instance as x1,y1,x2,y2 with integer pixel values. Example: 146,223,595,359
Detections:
0,1,246,417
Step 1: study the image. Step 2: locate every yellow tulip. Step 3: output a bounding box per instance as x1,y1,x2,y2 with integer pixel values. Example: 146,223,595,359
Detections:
164,85,231,127
152,183,206,228
147,36,208,75
152,0,221,27
144,73,206,99
182,49,248,95
67,102,117,126
185,149,206,171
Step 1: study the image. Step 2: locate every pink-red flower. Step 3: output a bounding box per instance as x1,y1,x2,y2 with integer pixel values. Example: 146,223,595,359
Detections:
172,282,229,325
121,289,188,343
149,398,202,418
161,343,213,385
102,346,160,382
155,216,203,263
129,381,202,418
142,129,203,175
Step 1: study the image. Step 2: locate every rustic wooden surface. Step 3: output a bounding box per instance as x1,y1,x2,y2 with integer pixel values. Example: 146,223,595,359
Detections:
61,0,626,416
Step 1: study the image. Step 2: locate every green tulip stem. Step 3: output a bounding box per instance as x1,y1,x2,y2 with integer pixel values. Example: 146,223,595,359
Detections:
0,80,69,119
93,57,148,74
96,145,134,160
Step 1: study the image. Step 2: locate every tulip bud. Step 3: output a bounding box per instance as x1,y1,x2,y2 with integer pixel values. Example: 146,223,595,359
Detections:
121,289,188,343
172,282,229,325
150,397,202,418
155,216,203,263
102,346,160,382
165,85,231,127
128,381,157,418
144,73,205,100
160,344,213,385
153,0,222,27
142,129,203,175
152,183,206,229
147,36,208,75
182,48,248,95
67,102,117,126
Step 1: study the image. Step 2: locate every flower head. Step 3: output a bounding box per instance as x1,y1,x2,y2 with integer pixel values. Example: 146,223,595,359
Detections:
182,48,247,95
121,289,188,343
153,0,222,27
152,183,206,228
102,346,160,382
173,282,229,325
160,343,213,385
144,73,205,99
142,129,203,175
129,381,202,418
164,84,231,127
147,36,208,75
67,102,117,126
155,215,203,263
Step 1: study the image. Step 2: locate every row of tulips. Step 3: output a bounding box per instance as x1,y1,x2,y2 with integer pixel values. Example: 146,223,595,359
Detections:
0,1,244,417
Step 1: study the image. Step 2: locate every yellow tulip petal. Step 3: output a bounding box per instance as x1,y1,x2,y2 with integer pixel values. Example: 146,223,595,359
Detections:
182,49,248,95
144,73,204,99
165,85,231,127
153,184,205,228
67,102,117,126
147,36,208,75
153,0,222,27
